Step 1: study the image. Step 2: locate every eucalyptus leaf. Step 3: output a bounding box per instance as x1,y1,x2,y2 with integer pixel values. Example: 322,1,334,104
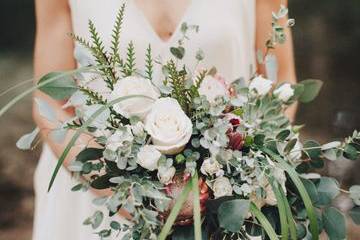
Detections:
276,129,291,141
344,143,359,160
349,207,360,225
217,199,250,232
170,46,185,59
317,177,340,206
298,79,323,103
16,127,40,150
321,141,341,151
38,72,78,100
76,148,103,162
303,140,321,159
349,185,360,205
323,207,346,240
34,97,57,122
302,178,319,203
92,211,104,229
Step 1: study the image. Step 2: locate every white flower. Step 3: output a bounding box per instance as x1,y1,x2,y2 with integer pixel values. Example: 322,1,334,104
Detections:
157,166,176,184
136,145,161,171
200,158,223,176
274,83,294,102
145,98,193,155
106,127,134,152
213,177,233,199
109,76,160,119
249,76,273,96
198,75,228,103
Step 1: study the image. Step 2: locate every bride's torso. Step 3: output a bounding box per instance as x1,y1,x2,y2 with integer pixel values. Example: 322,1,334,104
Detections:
69,0,256,83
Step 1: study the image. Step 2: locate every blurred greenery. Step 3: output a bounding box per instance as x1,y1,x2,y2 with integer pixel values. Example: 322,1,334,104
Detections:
0,0,359,239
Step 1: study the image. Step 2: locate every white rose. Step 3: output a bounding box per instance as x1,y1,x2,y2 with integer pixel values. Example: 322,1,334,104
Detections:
198,75,228,103
109,76,160,119
213,177,233,199
137,145,161,171
157,166,176,184
274,83,294,102
106,127,134,152
249,76,273,96
200,158,223,176
145,98,193,155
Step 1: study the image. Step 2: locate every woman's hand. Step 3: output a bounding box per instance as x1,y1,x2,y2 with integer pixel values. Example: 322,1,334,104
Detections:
161,173,210,226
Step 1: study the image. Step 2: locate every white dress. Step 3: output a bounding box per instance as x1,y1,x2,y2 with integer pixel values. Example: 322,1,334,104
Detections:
33,0,256,239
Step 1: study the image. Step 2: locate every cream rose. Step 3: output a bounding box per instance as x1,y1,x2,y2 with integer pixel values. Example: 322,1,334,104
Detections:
213,177,233,199
157,166,176,184
249,76,273,96
144,98,193,155
200,158,223,176
136,145,161,171
109,76,160,119
274,83,294,102
198,75,228,103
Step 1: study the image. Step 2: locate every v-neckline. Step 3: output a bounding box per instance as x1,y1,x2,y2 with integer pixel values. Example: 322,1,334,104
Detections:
130,0,195,45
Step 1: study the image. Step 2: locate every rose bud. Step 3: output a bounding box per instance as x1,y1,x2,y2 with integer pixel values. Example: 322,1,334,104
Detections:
228,131,245,150
229,118,241,126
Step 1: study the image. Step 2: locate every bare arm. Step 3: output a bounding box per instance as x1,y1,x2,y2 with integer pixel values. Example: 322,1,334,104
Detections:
256,0,297,121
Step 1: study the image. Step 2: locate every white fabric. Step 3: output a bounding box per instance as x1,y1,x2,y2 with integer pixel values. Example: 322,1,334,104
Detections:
33,0,256,239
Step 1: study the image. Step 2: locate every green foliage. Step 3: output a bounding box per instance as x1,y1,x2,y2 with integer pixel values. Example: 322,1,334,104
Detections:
217,199,250,233
110,4,126,67
76,148,103,163
349,207,360,225
298,79,323,103
145,44,154,80
38,72,78,100
316,177,340,206
323,207,346,240
349,185,360,205
122,41,136,77
79,85,106,105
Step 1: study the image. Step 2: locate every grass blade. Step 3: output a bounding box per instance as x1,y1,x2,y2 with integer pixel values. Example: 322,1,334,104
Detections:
261,147,319,240
158,180,192,240
192,172,202,240
250,202,279,240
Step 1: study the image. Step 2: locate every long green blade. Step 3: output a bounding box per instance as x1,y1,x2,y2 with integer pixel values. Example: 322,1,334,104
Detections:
269,178,289,240
47,94,153,191
0,65,104,117
192,172,202,240
250,203,279,240
261,147,319,240
279,185,297,240
158,180,192,240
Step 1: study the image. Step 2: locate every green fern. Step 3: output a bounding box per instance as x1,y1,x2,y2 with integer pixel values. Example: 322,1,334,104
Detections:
110,4,126,67
166,60,191,113
145,44,154,80
122,41,136,77
79,86,107,105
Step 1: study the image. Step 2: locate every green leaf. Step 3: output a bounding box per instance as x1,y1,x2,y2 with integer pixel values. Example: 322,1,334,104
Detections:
158,180,192,240
16,127,40,150
323,207,346,240
349,185,360,205
249,203,279,240
170,46,185,59
344,143,359,160
303,140,321,159
298,79,323,103
302,178,319,203
91,175,112,190
317,177,340,206
38,72,78,100
218,199,250,233
71,183,83,192
349,207,360,225
76,148,103,162
269,179,289,240
92,211,104,229
276,129,291,141
284,138,297,154
192,173,202,240
261,147,319,240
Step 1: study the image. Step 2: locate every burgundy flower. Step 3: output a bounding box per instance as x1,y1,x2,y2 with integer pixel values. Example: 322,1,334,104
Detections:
228,131,245,150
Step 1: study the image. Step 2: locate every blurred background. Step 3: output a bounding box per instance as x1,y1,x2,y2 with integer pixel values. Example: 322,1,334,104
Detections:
0,0,359,239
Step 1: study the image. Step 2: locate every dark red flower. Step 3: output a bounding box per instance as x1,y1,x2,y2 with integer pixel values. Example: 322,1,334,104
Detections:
229,118,241,126
228,131,245,150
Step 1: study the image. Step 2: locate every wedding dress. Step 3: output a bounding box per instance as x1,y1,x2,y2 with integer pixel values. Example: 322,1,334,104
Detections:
33,0,256,239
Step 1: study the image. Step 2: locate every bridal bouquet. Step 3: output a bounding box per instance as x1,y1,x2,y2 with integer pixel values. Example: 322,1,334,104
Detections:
7,5,360,240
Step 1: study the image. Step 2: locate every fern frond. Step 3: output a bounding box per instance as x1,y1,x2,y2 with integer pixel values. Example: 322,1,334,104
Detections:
111,4,126,66
194,69,207,89
79,86,107,105
145,44,154,80
69,33,94,51
122,41,136,77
